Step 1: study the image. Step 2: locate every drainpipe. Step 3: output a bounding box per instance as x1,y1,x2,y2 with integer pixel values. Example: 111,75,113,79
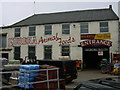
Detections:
118,1,120,53
118,21,120,54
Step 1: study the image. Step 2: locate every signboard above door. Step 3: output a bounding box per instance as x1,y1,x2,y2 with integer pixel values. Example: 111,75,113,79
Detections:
78,39,112,47
81,33,111,40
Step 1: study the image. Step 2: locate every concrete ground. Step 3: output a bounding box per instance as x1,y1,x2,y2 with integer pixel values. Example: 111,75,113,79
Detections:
66,69,118,89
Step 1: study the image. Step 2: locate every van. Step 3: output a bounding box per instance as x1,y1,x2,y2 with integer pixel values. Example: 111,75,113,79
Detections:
37,60,77,82
74,77,120,90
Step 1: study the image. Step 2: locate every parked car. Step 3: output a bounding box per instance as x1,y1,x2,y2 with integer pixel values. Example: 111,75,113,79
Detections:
37,60,77,82
74,77,120,90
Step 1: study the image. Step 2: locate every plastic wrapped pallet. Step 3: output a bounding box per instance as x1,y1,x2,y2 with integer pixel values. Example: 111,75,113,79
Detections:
18,65,40,89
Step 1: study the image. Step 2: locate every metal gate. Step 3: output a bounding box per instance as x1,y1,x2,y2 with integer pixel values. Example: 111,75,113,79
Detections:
0,68,61,90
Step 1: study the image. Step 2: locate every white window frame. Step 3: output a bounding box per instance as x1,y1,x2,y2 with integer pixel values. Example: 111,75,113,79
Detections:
62,24,70,34
100,22,108,33
80,23,88,33
44,45,52,59
61,45,70,56
44,25,52,35
29,26,36,36
15,28,21,37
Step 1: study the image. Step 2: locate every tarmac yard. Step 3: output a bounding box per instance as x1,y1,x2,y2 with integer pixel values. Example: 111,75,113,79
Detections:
1,69,119,90
66,69,118,89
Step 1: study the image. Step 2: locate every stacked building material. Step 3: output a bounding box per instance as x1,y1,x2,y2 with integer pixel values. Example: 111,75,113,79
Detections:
18,65,40,89
100,59,111,74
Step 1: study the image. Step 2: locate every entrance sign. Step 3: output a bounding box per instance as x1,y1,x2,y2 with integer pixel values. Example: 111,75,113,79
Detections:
81,33,111,40
79,39,112,47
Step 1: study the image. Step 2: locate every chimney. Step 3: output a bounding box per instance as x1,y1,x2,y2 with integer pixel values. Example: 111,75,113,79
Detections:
109,5,112,9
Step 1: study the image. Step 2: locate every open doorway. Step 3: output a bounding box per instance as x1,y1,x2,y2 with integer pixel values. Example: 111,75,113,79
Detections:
83,47,109,69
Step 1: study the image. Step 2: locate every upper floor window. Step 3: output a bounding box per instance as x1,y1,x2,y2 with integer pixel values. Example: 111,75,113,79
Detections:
62,24,70,34
61,45,70,56
100,22,108,32
29,26,36,36
45,25,52,35
15,28,20,37
80,23,88,33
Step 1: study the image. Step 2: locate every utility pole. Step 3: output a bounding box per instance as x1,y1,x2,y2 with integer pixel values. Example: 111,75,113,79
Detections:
34,1,36,15
118,1,120,19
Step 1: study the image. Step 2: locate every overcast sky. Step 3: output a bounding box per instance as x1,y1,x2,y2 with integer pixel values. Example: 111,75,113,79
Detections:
0,0,120,27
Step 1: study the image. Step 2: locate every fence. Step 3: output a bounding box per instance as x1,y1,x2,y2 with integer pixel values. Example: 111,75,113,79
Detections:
0,67,62,90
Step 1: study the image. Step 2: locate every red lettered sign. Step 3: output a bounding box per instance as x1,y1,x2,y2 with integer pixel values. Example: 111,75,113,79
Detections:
79,39,112,47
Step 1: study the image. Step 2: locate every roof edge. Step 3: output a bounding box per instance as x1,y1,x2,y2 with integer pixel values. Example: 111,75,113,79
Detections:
2,19,119,29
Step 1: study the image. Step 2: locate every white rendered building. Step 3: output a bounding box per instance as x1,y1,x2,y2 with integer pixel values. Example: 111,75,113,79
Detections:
1,5,119,69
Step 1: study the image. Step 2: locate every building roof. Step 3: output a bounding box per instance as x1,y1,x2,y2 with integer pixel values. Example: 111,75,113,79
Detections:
8,7,119,27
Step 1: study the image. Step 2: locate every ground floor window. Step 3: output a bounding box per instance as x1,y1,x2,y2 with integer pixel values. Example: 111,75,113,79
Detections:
61,45,70,56
28,46,36,59
44,45,52,59
2,53,9,59
14,46,21,60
